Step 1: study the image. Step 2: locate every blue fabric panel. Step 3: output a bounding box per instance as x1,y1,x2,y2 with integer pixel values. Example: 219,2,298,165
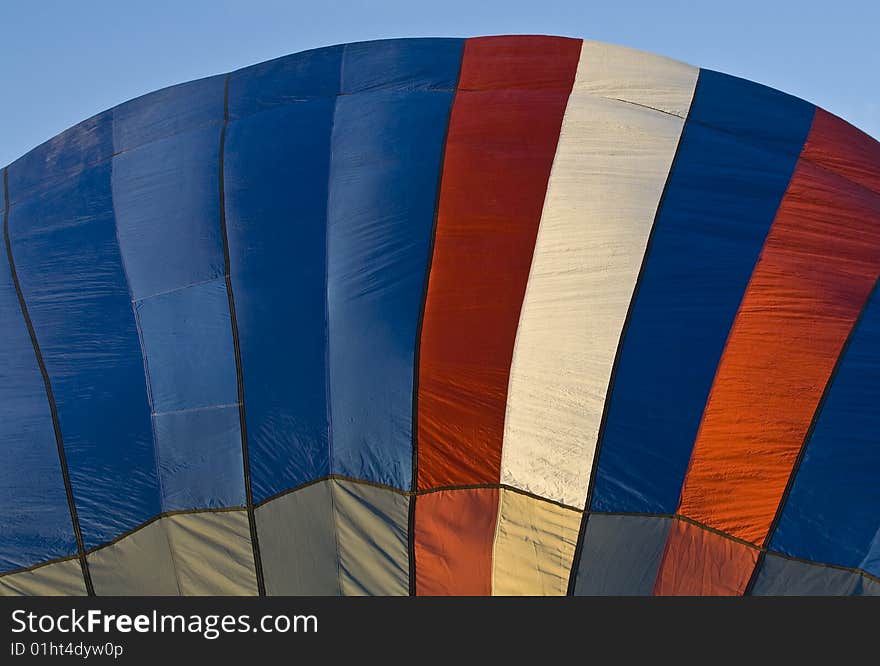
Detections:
7,156,158,550
327,41,461,489
751,554,879,596
341,38,462,93
112,75,225,153
228,44,342,120
590,70,815,514
153,405,245,511
224,81,339,502
135,277,238,414
112,125,225,300
573,514,672,595
0,177,79,572
769,288,880,577
8,111,114,203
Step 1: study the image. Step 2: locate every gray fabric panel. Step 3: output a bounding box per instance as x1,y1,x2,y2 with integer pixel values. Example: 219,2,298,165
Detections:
573,513,672,596
0,558,87,596
751,553,877,596
88,519,179,595
860,576,880,596
332,480,409,596
89,510,257,595
255,481,340,595
163,511,257,595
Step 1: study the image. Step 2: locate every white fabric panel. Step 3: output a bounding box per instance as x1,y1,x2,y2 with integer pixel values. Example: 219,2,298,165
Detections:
501,48,698,508
575,40,698,117
0,558,87,596
491,490,581,596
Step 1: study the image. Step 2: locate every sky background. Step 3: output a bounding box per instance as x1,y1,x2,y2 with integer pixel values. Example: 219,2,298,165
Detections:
2,0,877,167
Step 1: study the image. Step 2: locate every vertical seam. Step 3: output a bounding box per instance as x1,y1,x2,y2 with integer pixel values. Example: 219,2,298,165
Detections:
3,167,95,596
565,70,703,596
218,73,265,596
408,39,466,596
325,46,345,596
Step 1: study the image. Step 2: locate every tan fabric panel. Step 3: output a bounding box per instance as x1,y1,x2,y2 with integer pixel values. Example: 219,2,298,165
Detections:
255,481,340,596
163,510,257,595
0,558,87,596
88,519,178,595
491,490,581,596
332,480,409,596
89,510,257,595
576,40,698,117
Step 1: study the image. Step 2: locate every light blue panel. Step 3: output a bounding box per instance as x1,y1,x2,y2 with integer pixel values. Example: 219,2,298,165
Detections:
135,277,238,414
327,39,461,489
112,125,225,300
154,405,245,511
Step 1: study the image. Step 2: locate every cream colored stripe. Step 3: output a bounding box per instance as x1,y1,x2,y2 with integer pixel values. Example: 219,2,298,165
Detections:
575,40,698,117
491,489,581,595
500,42,699,508
0,558,87,596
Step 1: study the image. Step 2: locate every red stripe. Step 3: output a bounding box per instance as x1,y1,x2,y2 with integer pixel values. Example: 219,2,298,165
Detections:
656,111,880,595
416,35,580,491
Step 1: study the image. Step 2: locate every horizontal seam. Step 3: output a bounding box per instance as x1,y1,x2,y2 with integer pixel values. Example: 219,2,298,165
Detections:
132,274,227,303
4,489,878,587
151,402,240,417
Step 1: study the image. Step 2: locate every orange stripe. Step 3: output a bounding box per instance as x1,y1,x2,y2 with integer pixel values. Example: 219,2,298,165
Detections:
414,488,499,596
657,112,880,594
416,36,580,490
804,108,880,195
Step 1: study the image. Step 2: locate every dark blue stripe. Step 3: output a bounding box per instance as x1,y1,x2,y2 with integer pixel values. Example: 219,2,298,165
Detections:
328,39,462,489
590,69,815,514
6,119,159,549
0,175,79,572
224,47,342,502
769,285,880,577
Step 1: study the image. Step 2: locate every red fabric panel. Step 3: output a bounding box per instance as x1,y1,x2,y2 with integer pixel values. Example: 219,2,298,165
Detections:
416,36,580,490
653,520,757,596
414,488,499,596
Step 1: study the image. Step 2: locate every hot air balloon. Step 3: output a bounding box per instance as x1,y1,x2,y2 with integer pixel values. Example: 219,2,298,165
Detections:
1,36,878,596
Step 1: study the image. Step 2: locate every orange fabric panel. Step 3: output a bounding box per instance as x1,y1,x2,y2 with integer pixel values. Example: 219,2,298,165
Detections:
413,488,499,596
803,108,880,194
677,125,880,549
416,36,580,490
653,519,757,596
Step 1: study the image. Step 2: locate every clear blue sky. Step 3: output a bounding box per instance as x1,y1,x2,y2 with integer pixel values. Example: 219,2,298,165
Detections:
2,0,877,166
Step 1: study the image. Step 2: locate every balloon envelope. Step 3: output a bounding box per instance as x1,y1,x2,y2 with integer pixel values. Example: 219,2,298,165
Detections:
1,36,878,596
